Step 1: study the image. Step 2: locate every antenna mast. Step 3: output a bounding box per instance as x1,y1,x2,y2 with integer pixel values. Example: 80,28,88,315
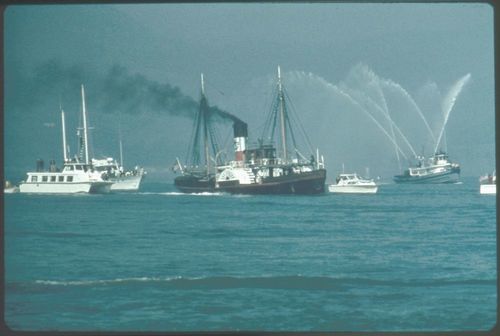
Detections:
277,65,287,162
81,85,90,164
60,105,68,162
201,73,210,175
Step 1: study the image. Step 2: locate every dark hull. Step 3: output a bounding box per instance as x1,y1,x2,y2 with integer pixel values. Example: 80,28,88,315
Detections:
174,174,215,193
393,167,460,184
217,169,326,195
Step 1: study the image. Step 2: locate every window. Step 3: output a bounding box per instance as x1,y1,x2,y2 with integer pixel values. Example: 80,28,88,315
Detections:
67,176,73,182
58,176,64,182
31,176,38,182
75,165,82,171
50,176,56,182
42,176,48,182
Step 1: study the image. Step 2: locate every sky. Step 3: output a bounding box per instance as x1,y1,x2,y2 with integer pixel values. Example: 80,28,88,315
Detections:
3,2,494,182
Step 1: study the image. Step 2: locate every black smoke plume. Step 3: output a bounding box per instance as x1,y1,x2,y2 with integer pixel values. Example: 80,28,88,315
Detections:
25,60,244,125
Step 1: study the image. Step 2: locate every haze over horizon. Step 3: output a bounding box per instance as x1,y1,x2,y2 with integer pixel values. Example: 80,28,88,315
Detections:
4,3,494,182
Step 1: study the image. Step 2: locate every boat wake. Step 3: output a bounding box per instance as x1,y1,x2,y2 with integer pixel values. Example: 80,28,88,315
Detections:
20,275,495,290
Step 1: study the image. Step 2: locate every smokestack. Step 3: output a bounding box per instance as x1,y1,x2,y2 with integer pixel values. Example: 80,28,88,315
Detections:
233,121,248,162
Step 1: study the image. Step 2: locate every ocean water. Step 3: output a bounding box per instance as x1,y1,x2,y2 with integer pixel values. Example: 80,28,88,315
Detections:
4,177,497,332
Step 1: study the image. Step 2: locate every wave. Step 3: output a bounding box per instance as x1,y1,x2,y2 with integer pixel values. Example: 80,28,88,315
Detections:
26,275,496,290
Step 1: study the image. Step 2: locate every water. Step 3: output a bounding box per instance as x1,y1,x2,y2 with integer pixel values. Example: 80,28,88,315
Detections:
4,177,496,331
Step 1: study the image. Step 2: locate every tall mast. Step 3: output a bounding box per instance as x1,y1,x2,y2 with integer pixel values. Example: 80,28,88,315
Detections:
277,65,287,162
201,73,210,175
118,113,123,167
81,84,90,164
60,105,68,162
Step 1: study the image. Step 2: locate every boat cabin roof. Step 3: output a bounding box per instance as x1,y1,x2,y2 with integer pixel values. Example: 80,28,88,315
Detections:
338,173,359,179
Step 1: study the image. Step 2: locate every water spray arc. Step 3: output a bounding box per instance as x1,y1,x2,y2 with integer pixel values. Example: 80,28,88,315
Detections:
433,73,471,154
380,79,436,144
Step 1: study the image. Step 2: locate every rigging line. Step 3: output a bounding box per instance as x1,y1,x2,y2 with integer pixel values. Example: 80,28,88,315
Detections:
189,103,203,166
269,94,279,145
282,95,299,158
255,78,278,136
260,84,278,141
207,118,220,162
283,88,314,155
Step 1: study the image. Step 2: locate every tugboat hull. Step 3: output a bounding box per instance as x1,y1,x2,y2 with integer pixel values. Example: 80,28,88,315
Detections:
216,169,326,195
174,175,215,193
393,167,460,184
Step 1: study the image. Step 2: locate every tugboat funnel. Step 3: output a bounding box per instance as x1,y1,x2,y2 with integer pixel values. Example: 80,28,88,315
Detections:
233,121,248,162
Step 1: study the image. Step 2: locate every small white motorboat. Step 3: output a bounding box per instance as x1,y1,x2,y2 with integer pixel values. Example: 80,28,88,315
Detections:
4,180,19,193
329,173,378,194
479,171,496,195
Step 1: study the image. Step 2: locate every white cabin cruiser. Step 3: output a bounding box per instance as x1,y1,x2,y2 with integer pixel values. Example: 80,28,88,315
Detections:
4,180,19,193
328,173,378,194
479,171,496,195
19,85,112,194
19,161,112,194
92,157,145,191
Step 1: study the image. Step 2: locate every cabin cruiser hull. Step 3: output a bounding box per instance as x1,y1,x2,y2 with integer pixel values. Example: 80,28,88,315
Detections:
109,173,144,191
329,184,378,194
480,184,496,195
4,187,19,193
174,174,215,193
19,181,112,194
216,169,326,195
393,167,460,184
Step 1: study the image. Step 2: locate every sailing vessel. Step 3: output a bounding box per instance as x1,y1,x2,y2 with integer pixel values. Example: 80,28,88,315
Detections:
19,85,112,194
173,74,220,193
479,171,496,195
328,173,378,194
214,66,326,194
393,152,460,184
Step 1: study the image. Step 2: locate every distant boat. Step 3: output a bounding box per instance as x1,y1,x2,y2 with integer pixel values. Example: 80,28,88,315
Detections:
393,152,460,184
328,173,378,194
19,85,112,194
479,171,496,195
214,66,326,194
174,74,218,193
4,180,19,193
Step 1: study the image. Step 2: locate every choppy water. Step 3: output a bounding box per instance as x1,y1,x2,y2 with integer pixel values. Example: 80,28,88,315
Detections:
4,178,497,331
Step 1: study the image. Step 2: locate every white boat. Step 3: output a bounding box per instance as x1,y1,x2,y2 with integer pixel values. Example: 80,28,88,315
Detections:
4,180,19,193
19,85,112,194
328,173,378,194
92,157,145,191
479,171,496,195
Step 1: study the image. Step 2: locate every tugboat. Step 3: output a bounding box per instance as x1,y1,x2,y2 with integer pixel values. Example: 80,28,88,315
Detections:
214,66,326,194
393,151,460,184
173,74,223,193
19,86,112,194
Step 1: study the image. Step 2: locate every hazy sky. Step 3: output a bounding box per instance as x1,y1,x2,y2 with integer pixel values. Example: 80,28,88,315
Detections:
4,3,494,181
